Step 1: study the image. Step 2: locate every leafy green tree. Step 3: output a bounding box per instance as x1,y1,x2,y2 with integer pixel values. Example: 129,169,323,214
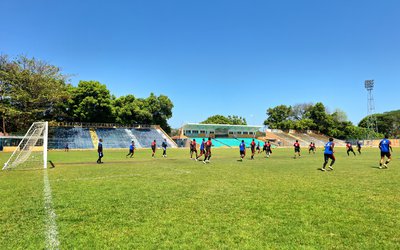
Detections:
307,102,334,134
201,115,247,125
112,93,174,133
0,54,70,132
359,110,400,138
145,93,174,133
202,115,233,125
68,80,114,123
264,105,292,129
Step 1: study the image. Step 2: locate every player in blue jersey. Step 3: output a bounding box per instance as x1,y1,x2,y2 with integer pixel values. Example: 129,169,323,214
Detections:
97,138,104,164
162,139,168,158
321,138,335,171
126,141,135,158
239,140,246,161
379,135,393,169
356,140,362,154
196,138,205,161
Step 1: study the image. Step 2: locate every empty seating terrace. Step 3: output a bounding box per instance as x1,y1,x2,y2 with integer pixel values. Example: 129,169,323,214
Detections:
48,127,93,149
48,124,176,149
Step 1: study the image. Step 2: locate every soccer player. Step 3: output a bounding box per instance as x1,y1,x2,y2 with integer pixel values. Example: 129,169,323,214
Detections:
265,140,272,158
65,143,69,152
356,140,362,154
203,137,212,164
346,142,356,156
250,139,256,159
293,140,301,159
97,138,103,164
379,135,393,169
256,141,261,154
239,140,246,161
196,138,205,161
322,138,335,171
162,139,168,158
308,142,316,154
151,140,156,158
190,139,198,159
126,141,135,158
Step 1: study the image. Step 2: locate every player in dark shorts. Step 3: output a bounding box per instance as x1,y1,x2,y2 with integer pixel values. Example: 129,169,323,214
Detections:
256,141,261,154
308,142,316,154
196,138,206,161
356,140,362,154
126,141,135,158
322,138,335,171
97,138,103,164
162,139,168,158
250,139,256,159
151,140,156,158
239,140,246,161
203,137,212,164
190,139,198,159
346,142,356,156
379,135,393,169
265,140,272,158
293,140,301,159
65,143,69,152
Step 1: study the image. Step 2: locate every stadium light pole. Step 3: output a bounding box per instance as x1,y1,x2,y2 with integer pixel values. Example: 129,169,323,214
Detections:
364,80,378,141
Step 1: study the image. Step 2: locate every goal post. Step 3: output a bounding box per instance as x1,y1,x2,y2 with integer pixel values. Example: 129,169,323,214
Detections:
2,121,48,170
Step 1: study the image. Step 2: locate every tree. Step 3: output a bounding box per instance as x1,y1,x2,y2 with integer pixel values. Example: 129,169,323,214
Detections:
201,115,247,125
145,93,174,133
112,93,174,133
359,110,400,138
0,54,70,132
291,103,313,120
68,80,114,123
307,102,334,134
264,105,292,129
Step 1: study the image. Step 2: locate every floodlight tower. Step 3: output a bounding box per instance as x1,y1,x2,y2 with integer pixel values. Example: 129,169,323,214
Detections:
364,80,378,139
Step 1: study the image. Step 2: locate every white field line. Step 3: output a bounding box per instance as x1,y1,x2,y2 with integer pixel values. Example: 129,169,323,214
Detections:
43,170,60,250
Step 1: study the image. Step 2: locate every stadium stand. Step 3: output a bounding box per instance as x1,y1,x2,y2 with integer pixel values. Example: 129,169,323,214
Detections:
95,128,136,149
130,128,176,148
47,124,177,149
48,127,93,149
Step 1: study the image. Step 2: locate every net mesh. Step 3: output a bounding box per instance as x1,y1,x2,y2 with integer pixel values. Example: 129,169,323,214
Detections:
3,122,47,170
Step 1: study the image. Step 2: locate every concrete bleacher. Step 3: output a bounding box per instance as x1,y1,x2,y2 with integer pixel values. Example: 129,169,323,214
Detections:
48,127,93,149
48,126,176,149
95,128,135,149
130,128,176,148
265,130,346,147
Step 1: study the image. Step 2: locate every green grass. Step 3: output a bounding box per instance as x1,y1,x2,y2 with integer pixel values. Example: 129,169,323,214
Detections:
0,147,399,249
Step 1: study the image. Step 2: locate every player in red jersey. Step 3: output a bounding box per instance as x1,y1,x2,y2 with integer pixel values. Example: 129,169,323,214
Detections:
293,140,301,158
346,142,356,156
203,137,212,164
151,140,156,158
264,140,272,158
190,139,198,160
250,139,256,160
309,142,316,154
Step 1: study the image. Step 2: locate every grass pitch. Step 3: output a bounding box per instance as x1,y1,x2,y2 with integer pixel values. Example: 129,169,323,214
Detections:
0,147,399,249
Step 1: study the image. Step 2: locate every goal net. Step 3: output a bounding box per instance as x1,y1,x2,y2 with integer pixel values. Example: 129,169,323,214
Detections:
2,122,48,170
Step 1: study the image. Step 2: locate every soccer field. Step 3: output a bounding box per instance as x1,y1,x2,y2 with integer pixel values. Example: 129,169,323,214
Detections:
0,147,399,249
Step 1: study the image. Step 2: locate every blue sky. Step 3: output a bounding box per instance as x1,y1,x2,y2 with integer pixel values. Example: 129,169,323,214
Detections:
1,0,399,128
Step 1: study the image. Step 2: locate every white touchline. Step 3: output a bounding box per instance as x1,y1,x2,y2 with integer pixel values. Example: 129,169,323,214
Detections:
43,169,60,250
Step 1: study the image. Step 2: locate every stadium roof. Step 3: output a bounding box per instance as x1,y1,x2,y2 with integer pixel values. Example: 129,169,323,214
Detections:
182,123,262,132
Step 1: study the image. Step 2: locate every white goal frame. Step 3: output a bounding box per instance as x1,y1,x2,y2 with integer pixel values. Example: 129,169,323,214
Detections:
2,121,48,170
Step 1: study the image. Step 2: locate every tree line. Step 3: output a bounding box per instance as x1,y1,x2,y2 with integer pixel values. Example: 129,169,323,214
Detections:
0,55,174,134
263,103,397,139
